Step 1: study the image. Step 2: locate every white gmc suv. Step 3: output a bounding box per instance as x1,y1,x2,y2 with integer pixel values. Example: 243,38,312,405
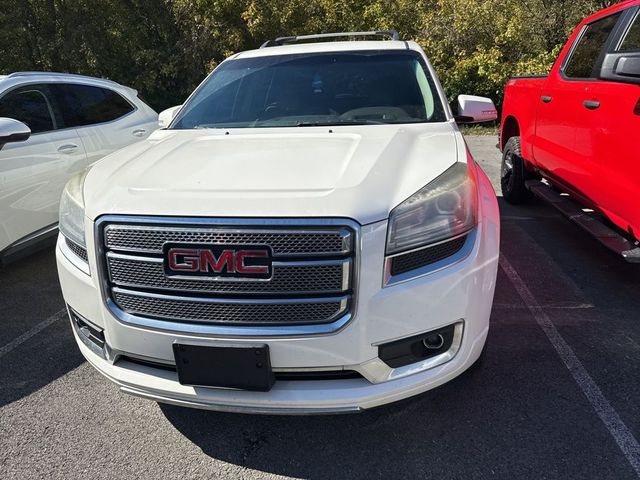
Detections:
56,31,500,413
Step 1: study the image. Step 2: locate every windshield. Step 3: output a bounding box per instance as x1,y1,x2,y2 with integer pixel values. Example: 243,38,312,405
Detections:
172,51,447,129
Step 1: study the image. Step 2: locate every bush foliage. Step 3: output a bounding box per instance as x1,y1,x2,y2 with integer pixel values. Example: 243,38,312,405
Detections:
0,0,615,111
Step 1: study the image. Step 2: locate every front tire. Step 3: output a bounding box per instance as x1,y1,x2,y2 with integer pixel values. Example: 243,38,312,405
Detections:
500,136,531,204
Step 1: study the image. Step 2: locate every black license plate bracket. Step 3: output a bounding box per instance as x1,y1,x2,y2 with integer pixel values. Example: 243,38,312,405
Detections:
173,343,275,391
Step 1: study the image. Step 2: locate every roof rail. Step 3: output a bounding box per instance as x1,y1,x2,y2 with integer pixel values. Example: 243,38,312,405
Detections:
7,71,122,87
260,30,400,48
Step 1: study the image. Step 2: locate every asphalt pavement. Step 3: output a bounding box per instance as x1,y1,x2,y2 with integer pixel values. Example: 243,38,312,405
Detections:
1,135,639,479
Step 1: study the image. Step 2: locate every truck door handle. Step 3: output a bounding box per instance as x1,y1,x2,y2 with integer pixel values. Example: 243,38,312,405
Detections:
132,129,146,137
57,144,79,154
541,95,553,103
583,100,600,110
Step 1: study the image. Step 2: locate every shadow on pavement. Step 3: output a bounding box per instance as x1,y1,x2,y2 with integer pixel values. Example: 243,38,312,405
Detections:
159,329,629,480
0,248,85,408
159,368,492,479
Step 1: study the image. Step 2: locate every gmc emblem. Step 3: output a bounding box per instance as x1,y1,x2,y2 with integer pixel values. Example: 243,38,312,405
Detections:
163,244,272,279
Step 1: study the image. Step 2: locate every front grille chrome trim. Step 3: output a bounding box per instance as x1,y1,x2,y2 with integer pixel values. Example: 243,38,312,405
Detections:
112,286,349,306
104,223,353,257
106,298,354,337
112,287,349,326
106,251,351,294
95,215,360,337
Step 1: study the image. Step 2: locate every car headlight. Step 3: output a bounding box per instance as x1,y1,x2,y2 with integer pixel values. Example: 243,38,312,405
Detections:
59,170,89,248
386,159,478,256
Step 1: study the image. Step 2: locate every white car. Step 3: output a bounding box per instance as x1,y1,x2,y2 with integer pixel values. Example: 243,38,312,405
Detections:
56,31,500,413
0,72,158,263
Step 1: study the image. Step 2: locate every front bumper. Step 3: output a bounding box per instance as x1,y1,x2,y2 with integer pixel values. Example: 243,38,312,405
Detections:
57,169,499,414
72,319,478,414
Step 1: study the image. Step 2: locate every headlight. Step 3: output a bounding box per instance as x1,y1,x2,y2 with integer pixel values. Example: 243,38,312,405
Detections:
59,170,89,248
386,160,478,256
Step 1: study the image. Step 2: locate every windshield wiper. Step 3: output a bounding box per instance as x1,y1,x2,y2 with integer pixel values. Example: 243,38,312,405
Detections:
296,119,385,127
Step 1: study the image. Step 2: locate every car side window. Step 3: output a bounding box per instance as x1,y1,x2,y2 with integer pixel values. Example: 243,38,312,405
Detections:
0,86,55,134
49,84,135,127
619,11,640,51
565,12,622,78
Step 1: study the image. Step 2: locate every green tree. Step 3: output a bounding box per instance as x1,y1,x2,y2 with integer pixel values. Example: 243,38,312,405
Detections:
0,0,614,111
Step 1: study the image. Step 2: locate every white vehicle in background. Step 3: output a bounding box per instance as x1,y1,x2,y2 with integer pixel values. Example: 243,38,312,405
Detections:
57,31,500,413
0,72,158,264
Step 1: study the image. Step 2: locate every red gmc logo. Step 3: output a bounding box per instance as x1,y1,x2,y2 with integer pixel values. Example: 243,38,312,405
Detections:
163,244,272,279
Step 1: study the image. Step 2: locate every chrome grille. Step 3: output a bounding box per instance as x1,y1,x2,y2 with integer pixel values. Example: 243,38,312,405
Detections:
98,217,357,330
105,225,352,256
113,289,348,326
107,254,348,295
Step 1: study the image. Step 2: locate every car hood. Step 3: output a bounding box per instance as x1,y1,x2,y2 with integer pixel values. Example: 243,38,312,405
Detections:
84,123,464,224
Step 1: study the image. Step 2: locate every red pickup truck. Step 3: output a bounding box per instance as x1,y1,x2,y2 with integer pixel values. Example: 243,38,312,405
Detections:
500,0,640,261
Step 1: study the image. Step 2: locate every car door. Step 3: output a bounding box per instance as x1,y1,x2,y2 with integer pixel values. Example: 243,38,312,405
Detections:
0,84,87,252
533,11,623,199
48,83,150,166
582,6,640,237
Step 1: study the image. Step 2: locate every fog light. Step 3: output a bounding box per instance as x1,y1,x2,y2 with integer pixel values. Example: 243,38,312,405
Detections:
68,306,105,351
422,334,445,350
378,324,456,368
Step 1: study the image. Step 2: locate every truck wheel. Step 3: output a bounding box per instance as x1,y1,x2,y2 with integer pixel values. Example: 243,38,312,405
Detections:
501,137,531,204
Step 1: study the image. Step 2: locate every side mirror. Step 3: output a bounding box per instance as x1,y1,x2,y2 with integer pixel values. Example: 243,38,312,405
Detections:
0,118,31,150
600,52,640,85
158,105,182,128
455,95,498,124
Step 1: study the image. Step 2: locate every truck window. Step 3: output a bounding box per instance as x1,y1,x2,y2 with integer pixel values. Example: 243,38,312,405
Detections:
564,12,622,78
619,11,640,51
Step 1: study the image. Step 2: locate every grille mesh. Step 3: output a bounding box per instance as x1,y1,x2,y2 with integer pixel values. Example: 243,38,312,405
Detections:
66,238,88,262
101,220,356,328
390,235,468,276
105,226,350,255
113,291,345,326
108,256,346,294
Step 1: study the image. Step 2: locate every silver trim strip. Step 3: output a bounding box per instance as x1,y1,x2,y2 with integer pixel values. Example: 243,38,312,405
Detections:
120,386,362,415
9,222,58,249
106,252,162,263
112,286,349,306
103,223,353,257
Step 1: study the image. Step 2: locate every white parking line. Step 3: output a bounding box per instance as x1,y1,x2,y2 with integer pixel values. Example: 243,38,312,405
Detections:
493,302,594,310
0,308,67,359
500,254,640,477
